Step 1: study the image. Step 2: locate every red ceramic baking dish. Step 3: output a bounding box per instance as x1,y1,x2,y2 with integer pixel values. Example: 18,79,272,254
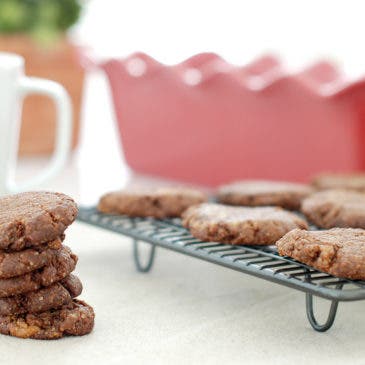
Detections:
96,52,365,186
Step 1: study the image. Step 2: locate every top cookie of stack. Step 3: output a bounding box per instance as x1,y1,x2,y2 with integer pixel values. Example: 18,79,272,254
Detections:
0,192,94,340
0,191,77,252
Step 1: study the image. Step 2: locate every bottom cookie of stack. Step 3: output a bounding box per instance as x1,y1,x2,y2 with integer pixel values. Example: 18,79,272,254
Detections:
0,299,94,340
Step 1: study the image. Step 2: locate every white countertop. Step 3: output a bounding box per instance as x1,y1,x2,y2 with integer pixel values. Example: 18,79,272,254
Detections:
3,222,365,365
6,72,365,365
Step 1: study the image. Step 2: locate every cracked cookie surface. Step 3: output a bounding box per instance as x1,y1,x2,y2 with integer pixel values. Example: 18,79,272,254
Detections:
98,187,207,218
182,203,308,245
217,180,312,210
0,274,82,315
0,246,77,297
0,299,94,339
276,228,365,279
301,190,365,228
0,192,78,251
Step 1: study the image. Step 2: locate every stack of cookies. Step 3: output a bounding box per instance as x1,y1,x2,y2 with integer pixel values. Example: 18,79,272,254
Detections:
0,192,94,340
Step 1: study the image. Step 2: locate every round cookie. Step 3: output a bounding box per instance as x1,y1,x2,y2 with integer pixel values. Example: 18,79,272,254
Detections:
0,236,64,279
276,228,365,280
301,190,365,228
0,245,77,297
217,180,312,210
0,274,82,315
98,187,207,218
182,203,308,245
0,299,94,339
311,173,365,192
0,192,78,251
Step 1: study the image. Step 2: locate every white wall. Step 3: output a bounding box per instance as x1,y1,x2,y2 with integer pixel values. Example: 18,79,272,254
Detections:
75,0,365,76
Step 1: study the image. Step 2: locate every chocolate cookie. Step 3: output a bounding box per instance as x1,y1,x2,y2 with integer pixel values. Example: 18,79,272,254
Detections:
301,190,365,228
61,274,83,297
0,236,64,279
98,187,207,218
0,299,94,339
312,173,365,192
0,246,77,297
217,180,312,210
0,192,78,251
182,203,308,245
276,228,365,280
0,274,82,315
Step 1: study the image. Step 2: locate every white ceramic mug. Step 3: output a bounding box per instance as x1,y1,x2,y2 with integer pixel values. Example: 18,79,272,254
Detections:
0,52,72,195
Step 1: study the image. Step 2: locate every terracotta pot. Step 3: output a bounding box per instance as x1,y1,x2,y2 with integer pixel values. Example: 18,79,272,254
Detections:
0,34,84,155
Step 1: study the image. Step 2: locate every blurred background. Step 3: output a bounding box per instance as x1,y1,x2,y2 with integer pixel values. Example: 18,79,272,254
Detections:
1,0,365,204
76,0,365,71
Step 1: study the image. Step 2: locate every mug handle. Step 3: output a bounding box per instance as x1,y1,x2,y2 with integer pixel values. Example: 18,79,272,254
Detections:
7,77,72,193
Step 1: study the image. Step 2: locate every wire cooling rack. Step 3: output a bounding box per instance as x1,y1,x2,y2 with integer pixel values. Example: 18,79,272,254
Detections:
77,207,365,332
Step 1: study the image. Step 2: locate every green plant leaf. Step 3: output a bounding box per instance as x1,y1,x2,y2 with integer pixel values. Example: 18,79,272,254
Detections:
0,0,82,35
0,0,29,32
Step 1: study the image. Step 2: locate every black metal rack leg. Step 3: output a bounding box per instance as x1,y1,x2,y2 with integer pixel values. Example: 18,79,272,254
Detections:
133,240,156,273
305,283,343,332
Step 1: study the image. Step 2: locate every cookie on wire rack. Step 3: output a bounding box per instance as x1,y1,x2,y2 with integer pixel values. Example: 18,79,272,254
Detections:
311,173,365,192
217,180,312,210
98,186,207,218
301,189,365,228
276,228,365,280
182,203,308,245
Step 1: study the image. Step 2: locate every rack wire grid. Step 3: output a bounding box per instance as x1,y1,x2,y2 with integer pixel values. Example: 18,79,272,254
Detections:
77,207,365,332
